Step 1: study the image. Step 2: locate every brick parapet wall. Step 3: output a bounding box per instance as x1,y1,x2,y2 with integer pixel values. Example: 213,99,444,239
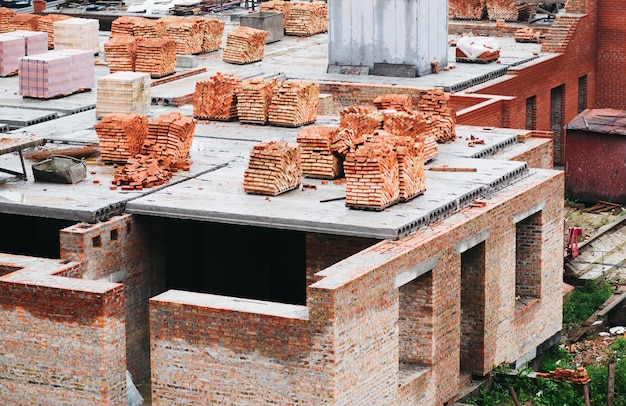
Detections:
0,254,126,405
60,214,166,383
319,82,430,113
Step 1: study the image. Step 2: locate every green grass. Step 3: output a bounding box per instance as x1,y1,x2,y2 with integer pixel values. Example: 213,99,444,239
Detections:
562,280,613,335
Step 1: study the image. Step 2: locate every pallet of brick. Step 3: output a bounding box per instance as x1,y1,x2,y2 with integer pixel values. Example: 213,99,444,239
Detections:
449,0,486,20
0,35,24,76
160,17,204,55
193,72,242,121
222,26,267,65
417,90,456,143
104,35,137,73
0,8,15,34
344,141,399,211
236,78,278,125
283,1,327,37
94,113,148,163
330,127,365,157
339,108,384,137
486,0,527,21
5,30,48,56
515,27,542,43
296,125,342,179
111,16,167,39
195,17,224,53
268,80,319,127
113,154,173,190
259,0,290,27
37,14,71,49
135,37,177,79
243,141,302,196
383,111,428,139
6,14,38,32
141,112,196,168
373,94,413,112
53,18,100,55
96,72,151,118
18,50,92,99
367,132,426,202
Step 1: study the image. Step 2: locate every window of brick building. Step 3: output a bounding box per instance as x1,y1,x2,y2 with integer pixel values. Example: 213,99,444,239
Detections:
515,211,542,306
460,242,486,374
525,96,536,130
578,76,588,113
398,270,434,368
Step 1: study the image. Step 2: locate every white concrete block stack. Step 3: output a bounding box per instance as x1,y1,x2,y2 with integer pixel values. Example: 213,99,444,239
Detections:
54,18,100,55
96,72,151,118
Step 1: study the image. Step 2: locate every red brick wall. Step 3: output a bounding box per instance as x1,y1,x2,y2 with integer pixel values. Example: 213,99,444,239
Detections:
0,254,126,405
60,214,166,383
319,82,429,112
506,132,554,169
147,169,564,405
596,1,626,109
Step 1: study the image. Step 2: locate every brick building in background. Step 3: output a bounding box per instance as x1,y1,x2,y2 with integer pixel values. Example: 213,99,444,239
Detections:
0,0,623,404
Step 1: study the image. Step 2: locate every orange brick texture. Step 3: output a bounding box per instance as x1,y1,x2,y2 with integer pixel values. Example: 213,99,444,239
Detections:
60,214,167,383
149,169,564,405
596,1,626,109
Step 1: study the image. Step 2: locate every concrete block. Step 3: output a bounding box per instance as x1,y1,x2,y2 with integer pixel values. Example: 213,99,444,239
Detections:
176,55,198,69
240,12,284,43
371,63,416,78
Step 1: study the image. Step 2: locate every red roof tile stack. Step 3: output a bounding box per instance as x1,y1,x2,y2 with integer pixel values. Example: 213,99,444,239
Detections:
283,1,327,37
448,0,486,20
417,89,456,143
243,141,302,196
104,36,137,73
141,112,196,169
0,8,15,34
373,94,413,111
344,141,399,211
268,80,319,127
7,14,38,31
196,17,224,53
193,72,242,121
135,37,177,78
222,26,267,65
296,126,342,179
111,16,167,39
94,113,148,163
236,78,278,125
367,132,426,202
36,14,71,49
161,16,204,55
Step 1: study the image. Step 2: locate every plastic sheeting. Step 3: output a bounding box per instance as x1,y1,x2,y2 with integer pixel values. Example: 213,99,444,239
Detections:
456,36,500,60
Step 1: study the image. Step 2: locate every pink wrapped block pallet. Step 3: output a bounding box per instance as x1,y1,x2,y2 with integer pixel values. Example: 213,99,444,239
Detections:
5,30,48,56
0,35,25,76
56,49,95,90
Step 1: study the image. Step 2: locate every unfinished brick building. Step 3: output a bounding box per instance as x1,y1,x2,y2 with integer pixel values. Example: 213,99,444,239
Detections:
0,0,621,404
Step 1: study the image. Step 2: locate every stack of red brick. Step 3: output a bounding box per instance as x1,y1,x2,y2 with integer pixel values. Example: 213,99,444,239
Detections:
418,89,456,143
112,112,196,190
448,0,486,20
0,8,14,33
36,14,71,49
198,17,225,53
243,141,302,196
339,106,384,137
283,1,328,37
536,367,589,384
222,26,267,65
486,0,527,21
373,94,413,111
344,141,399,210
330,127,365,157
135,37,177,78
296,126,342,179
161,17,204,55
515,27,542,43
111,16,167,38
103,36,137,73
7,14,38,31
193,72,242,121
268,80,319,127
94,113,148,162
259,1,291,25
383,111,438,162
237,78,279,125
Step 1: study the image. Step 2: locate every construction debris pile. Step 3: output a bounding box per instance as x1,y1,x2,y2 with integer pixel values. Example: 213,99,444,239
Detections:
94,114,148,162
535,367,589,385
237,78,279,125
515,27,542,43
222,26,268,65
243,141,302,196
110,112,196,190
283,1,328,36
135,37,177,78
193,72,242,121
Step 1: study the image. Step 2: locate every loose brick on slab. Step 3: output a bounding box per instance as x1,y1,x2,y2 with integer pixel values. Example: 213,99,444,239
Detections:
243,141,302,196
